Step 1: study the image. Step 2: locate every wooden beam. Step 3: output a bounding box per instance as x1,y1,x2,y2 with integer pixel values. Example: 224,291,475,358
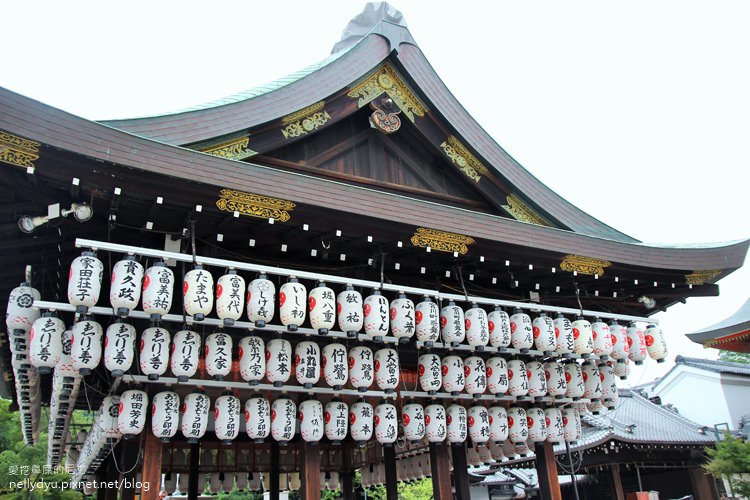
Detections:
429,443,453,500
118,436,140,500
534,441,563,500
688,467,719,500
270,441,280,500
611,464,625,500
187,442,200,500
300,442,321,500
451,443,471,500
140,431,163,500
383,445,399,500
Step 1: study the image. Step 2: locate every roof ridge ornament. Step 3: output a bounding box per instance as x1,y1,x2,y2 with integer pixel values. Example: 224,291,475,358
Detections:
332,2,416,54
347,64,426,122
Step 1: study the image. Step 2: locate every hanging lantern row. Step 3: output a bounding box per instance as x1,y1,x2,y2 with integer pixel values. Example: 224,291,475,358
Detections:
47,339,83,467
70,395,121,485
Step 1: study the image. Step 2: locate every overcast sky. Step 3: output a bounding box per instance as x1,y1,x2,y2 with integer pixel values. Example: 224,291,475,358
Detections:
2,1,748,389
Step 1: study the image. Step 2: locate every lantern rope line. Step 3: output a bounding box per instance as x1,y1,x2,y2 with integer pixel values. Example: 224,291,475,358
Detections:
456,266,470,303
109,433,142,474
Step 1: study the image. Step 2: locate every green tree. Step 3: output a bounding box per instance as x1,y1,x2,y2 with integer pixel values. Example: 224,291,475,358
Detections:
705,434,750,497
718,350,750,364
398,478,434,499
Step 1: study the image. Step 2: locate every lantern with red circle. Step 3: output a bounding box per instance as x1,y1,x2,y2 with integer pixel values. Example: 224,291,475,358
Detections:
645,324,667,363
68,251,104,314
271,398,296,443
441,355,465,395
364,290,389,341
507,359,528,397
118,389,148,439
544,361,567,397
183,265,214,321
322,343,348,390
170,329,200,382
298,399,324,443
610,321,629,361
591,319,613,357
627,322,648,365
390,292,415,343
6,282,40,336
110,256,144,318
151,391,179,442
104,321,135,377
572,317,594,355
295,341,320,388
99,395,122,443
468,405,490,444
348,346,374,391
614,358,631,380
139,326,170,380
509,308,533,351
418,353,442,394
70,317,103,375
239,336,265,385
324,399,348,444
402,403,425,442
465,304,489,349
266,339,292,387
279,277,306,331
526,361,547,398
374,348,399,392
507,406,528,445
562,408,581,442
425,404,447,442
141,262,174,321
216,270,245,326
309,281,336,335
440,301,465,347
245,396,270,443
205,332,232,380
488,307,511,349
554,313,574,355
415,297,440,345
446,404,467,443
564,362,585,399
29,313,64,374
532,313,556,353
488,406,508,443
349,401,374,443
246,273,274,328
544,407,564,444
582,362,602,401
526,407,547,442
181,392,210,443
464,356,487,396
486,357,508,395
337,285,363,337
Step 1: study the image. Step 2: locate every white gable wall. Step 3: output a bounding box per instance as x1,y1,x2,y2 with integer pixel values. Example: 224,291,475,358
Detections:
721,373,750,429
651,365,733,428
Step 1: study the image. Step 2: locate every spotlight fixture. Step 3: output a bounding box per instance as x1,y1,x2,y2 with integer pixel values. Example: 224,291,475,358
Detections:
638,295,656,309
17,202,93,233
17,215,48,234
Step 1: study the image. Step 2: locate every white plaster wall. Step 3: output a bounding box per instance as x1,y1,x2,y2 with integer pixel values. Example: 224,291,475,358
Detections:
652,366,733,428
470,486,491,500
721,375,750,429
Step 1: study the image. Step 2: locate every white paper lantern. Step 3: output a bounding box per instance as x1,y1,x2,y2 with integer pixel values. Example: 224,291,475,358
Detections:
336,285,363,337
214,394,241,444
216,270,245,326
645,324,668,362
446,405,467,443
627,322,648,365
68,251,104,313
509,308,533,351
507,406,528,445
545,407,565,444
104,321,135,377
562,408,581,442
348,346,374,391
99,395,122,442
322,343,348,390
6,282,41,335
425,404,447,442
375,403,398,444
57,328,78,378
532,314,556,353
239,336,265,385
588,399,606,414
600,361,618,404
118,389,148,438
564,362,585,399
489,441,505,461
440,301,465,346
363,290,389,341
553,313,574,355
29,313,64,374
298,399,324,443
415,297,440,345
614,358,631,379
465,304,489,348
205,332,232,380
141,262,174,321
526,361,547,398
181,392,210,443
374,348,399,392
464,356,487,396
467,444,483,466
151,391,179,442
266,339,292,386
246,273,275,327
488,307,511,349
610,322,630,361
591,319,613,357
488,406,508,443
441,355,465,394
486,357,508,395
245,396,270,442
170,329,200,382
526,407,547,443
544,361,567,397
271,398,296,443
507,359,529,397
70,318,103,375
308,282,336,334
349,401,373,443
468,406,490,444
295,341,320,388
418,353,442,393
279,277,307,331
582,362,602,400
572,317,594,355
139,326,170,380
402,403,425,442
390,293,415,343
324,400,348,443
110,256,144,317
183,265,214,321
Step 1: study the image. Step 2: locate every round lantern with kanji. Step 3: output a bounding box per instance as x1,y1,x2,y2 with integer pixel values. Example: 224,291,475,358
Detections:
562,408,581,442
526,361,547,398
526,407,548,443
349,401,374,443
141,262,174,321
364,290,389,341
571,316,594,355
507,406,528,445
488,307,511,348
488,406,508,443
295,341,321,388
239,336,265,385
29,312,64,374
553,313,575,355
402,403,425,442
216,270,245,326
151,391,179,442
104,321,135,377
181,392,210,443
139,326,170,380
425,404,447,442
324,399,349,444
170,329,200,382
441,355,465,395
564,362,585,400
374,347,399,392
322,343,348,390
544,361,567,397
110,256,144,317
308,281,336,334
415,297,440,345
507,359,529,397
70,317,103,375
68,251,104,314
183,265,214,321
509,308,533,351
246,273,275,327
374,402,399,445
298,399,324,443
486,356,509,395
336,284,363,337
118,389,148,439
532,313,556,353
582,361,603,401
446,404,467,443
591,319,613,357
348,346,374,391
214,393,241,444
465,303,489,348
266,339,292,387
468,405,490,444
205,332,232,380
464,356,487,396
271,398,297,444
6,282,41,336
645,324,668,362
627,322,648,364
245,396,270,443
440,300,465,346
418,353,442,394
390,292,415,343
610,321,630,361
279,277,307,331
545,407,565,444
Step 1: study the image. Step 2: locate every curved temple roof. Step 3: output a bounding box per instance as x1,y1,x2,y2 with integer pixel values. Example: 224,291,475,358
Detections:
687,296,750,348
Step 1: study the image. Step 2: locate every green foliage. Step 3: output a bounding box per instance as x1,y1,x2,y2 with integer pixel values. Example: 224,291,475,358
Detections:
705,434,750,497
718,350,750,364
398,478,433,499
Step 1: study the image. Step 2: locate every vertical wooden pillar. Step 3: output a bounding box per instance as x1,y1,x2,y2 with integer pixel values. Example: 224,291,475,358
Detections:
118,436,140,500
611,464,625,500
103,451,120,500
140,431,163,500
689,467,719,500
187,442,200,500
383,445,399,500
300,442,321,500
269,441,280,500
429,443,453,500
341,443,355,500
451,443,471,500
534,441,562,500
